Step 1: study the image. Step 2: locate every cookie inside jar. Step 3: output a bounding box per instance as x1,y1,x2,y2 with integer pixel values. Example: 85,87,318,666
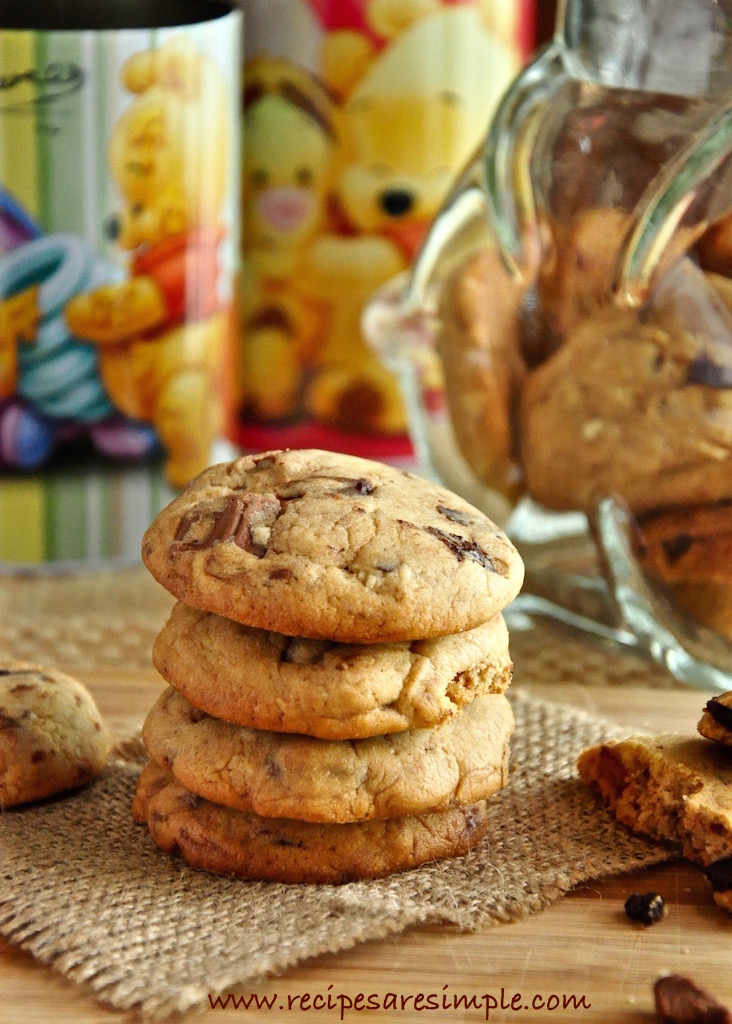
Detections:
433,68,732,643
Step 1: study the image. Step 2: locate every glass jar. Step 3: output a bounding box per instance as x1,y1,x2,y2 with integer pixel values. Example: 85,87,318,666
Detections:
366,0,732,686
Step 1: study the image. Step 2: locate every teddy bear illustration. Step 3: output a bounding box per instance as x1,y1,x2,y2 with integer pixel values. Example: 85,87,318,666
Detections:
240,57,336,422
301,5,518,436
65,35,232,487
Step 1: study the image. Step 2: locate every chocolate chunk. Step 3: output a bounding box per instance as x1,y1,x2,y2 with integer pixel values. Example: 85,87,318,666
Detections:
705,857,732,893
662,534,693,564
687,356,732,389
437,505,472,526
624,891,667,925
654,974,732,1023
31,750,47,764
174,494,282,557
426,526,498,572
0,711,18,730
268,567,294,581
705,696,732,733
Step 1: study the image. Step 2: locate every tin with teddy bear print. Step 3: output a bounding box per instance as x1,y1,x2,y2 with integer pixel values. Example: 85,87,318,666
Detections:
236,0,533,464
0,0,241,567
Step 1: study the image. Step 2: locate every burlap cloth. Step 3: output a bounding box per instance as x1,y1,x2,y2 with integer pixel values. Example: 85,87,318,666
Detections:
0,568,679,1020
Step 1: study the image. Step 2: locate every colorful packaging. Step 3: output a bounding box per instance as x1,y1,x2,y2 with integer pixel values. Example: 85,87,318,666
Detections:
0,3,241,566
237,0,533,462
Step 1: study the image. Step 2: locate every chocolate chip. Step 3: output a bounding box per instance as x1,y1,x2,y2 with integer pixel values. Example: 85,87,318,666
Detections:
624,891,667,925
687,356,732,389
705,857,732,893
180,791,201,810
0,711,18,730
268,567,294,581
343,477,374,495
31,750,47,763
9,684,34,694
426,526,498,572
654,974,732,1023
705,697,732,733
437,505,472,526
189,706,207,723
281,637,333,665
662,534,693,564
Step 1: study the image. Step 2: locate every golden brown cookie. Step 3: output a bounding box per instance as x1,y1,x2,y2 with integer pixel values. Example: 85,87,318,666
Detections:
142,688,513,823
153,602,513,739
578,734,732,868
436,246,527,501
141,449,524,643
519,306,732,516
132,760,491,884
0,662,111,807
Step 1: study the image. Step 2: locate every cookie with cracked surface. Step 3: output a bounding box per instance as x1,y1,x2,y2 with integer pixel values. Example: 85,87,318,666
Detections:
132,760,490,884
577,735,732,871
519,302,732,517
141,449,524,643
153,602,513,739
142,688,513,823
0,662,111,807
699,692,732,747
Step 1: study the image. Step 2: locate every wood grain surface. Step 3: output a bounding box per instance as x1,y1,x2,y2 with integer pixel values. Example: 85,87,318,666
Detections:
2,671,731,1024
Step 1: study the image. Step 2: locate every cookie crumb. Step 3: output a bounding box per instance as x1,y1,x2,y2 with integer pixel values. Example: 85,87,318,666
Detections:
654,974,732,1023
625,892,667,925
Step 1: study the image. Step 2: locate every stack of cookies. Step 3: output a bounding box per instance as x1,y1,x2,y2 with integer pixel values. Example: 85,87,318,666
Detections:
133,448,524,884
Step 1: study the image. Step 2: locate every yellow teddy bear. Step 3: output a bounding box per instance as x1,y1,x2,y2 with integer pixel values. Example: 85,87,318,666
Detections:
65,35,232,487
240,58,336,422
303,6,518,435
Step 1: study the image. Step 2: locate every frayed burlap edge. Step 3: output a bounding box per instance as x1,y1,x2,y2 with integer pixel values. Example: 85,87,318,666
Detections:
0,692,675,1021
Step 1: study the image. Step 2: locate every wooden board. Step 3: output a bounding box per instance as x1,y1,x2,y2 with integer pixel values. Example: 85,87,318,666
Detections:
2,672,731,1023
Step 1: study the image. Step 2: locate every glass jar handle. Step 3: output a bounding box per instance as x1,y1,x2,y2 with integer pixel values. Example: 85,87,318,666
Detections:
482,40,569,280
616,103,732,306
402,41,570,316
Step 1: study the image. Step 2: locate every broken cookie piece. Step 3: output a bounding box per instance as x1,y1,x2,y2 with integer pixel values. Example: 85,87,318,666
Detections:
699,691,732,747
578,735,732,897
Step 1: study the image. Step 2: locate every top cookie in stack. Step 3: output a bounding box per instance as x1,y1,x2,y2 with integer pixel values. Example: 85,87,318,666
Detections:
136,449,524,883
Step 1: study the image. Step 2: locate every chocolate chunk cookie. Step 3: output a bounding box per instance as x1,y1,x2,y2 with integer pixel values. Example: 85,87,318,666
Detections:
141,449,524,642
519,303,732,516
132,760,491,884
142,688,513,823
0,662,111,807
153,602,513,739
578,735,732,875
